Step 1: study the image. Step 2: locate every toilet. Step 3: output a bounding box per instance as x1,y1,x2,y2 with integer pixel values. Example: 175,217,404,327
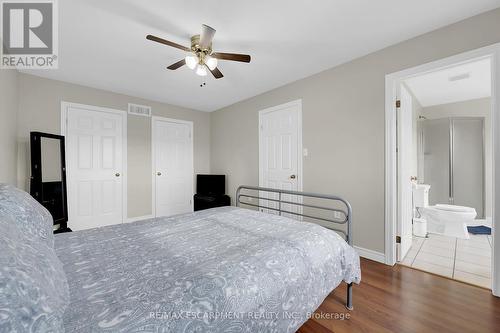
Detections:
412,184,476,239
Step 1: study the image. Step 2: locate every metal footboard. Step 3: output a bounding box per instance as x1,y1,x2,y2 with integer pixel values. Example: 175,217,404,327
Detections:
235,185,354,310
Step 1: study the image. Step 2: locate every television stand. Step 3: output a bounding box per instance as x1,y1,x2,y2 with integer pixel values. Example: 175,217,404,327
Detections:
194,194,230,211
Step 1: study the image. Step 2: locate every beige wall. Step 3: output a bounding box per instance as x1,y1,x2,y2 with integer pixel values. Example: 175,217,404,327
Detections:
0,69,18,185
421,98,492,218
210,9,500,253
17,73,210,218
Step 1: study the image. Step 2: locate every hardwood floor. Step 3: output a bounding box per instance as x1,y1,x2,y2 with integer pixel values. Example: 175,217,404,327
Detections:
297,258,500,333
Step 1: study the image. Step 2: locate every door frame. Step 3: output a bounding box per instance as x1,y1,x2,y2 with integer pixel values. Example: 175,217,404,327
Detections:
384,43,500,296
258,99,303,204
151,116,194,217
60,101,128,224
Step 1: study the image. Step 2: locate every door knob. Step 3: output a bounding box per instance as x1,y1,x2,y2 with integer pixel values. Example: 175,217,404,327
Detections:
157,172,162,176
410,176,417,181
290,174,296,179
115,173,120,177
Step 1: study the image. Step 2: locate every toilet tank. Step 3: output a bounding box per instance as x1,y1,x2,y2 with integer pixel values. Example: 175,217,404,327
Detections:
412,184,430,208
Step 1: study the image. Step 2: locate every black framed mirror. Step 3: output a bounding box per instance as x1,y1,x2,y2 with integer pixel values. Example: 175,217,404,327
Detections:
30,131,69,232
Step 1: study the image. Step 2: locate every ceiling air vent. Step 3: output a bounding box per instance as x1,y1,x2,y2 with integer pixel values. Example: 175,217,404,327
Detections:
128,103,151,117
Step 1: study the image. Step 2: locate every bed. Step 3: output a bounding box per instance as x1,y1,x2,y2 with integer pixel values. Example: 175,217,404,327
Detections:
0,184,360,333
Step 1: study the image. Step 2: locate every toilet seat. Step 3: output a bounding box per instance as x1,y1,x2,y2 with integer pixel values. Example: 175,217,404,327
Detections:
435,204,476,213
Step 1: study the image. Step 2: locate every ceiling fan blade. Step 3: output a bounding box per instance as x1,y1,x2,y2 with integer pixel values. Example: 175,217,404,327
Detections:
211,52,251,63
208,66,224,79
199,24,216,49
167,59,186,70
146,34,190,52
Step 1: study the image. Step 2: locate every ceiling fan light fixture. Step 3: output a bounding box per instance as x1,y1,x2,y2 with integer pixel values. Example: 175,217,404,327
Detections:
185,54,198,70
147,24,251,80
205,55,218,70
196,64,207,76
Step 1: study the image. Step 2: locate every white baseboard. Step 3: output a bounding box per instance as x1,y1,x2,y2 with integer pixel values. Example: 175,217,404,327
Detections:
354,246,386,264
126,214,154,223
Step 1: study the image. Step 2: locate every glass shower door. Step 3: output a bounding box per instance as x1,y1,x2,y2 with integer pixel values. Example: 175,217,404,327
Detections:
420,117,485,218
421,118,451,206
452,118,484,218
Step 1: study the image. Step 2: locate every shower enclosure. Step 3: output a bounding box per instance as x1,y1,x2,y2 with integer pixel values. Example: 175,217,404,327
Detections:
418,117,485,218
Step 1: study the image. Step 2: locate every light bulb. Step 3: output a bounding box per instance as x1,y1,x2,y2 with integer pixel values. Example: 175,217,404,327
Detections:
185,54,197,70
205,55,218,70
196,64,207,76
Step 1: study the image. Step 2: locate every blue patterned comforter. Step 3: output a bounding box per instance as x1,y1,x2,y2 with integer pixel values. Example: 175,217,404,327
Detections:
55,207,361,332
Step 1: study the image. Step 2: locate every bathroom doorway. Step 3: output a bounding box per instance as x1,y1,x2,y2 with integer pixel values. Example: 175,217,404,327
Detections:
385,44,500,294
399,59,491,287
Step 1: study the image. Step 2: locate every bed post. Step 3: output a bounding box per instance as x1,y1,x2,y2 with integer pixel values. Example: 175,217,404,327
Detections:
346,283,353,310
235,187,241,207
346,200,353,311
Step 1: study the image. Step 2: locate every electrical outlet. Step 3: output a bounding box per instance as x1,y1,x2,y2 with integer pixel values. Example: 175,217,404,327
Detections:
334,211,342,220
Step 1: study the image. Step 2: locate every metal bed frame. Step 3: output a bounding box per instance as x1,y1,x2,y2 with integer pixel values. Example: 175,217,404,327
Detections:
235,185,354,310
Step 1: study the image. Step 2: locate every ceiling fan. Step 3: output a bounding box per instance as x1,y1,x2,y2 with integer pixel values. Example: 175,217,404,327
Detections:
146,24,251,79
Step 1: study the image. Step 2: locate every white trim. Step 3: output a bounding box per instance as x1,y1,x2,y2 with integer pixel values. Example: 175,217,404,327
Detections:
60,101,128,224
151,116,194,125
384,43,500,296
385,76,398,266
151,116,194,217
493,46,500,296
258,99,303,191
126,214,154,223
354,246,386,264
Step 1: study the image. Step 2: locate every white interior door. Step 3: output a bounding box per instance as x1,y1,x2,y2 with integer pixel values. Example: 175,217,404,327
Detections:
65,105,124,230
153,118,193,217
397,85,414,261
259,101,302,218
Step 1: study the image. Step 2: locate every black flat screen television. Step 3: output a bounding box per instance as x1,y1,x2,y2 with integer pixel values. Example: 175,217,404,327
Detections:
197,175,225,195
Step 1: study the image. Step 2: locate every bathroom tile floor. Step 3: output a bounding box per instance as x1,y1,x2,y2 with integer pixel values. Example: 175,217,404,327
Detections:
400,233,492,288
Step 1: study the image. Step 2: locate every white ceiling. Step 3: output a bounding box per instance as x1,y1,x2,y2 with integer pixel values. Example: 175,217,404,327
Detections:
405,58,492,107
21,0,500,111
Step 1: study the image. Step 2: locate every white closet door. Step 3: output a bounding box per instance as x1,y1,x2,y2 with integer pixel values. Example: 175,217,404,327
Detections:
66,106,124,230
153,118,193,217
259,101,302,218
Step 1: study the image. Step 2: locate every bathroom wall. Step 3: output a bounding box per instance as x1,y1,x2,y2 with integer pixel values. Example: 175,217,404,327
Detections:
421,97,492,219
406,86,423,180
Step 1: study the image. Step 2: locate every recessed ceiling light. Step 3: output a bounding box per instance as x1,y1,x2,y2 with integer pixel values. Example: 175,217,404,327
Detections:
448,73,470,81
